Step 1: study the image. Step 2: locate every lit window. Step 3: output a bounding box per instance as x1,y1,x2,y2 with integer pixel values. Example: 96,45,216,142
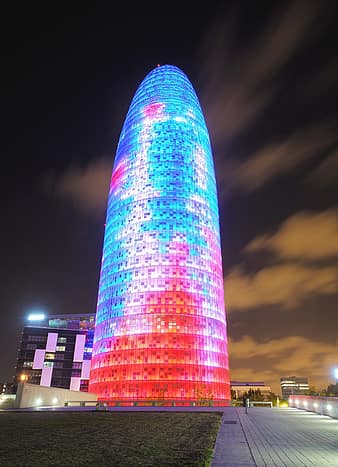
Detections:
43,362,53,368
56,346,66,352
45,353,55,360
26,344,37,350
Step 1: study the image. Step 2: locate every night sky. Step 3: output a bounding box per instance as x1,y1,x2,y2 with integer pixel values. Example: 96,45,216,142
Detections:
1,2,338,394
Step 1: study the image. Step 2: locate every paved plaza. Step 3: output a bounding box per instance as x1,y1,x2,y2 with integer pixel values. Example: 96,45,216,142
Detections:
211,406,338,466
2,403,337,465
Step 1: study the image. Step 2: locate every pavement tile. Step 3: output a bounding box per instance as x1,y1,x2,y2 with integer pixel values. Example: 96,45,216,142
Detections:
211,406,338,467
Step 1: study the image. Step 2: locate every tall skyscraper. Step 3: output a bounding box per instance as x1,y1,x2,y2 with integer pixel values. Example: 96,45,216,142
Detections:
89,65,230,404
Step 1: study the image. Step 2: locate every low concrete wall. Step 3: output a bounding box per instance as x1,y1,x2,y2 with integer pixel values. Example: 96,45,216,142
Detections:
15,383,98,408
0,394,16,409
288,395,338,419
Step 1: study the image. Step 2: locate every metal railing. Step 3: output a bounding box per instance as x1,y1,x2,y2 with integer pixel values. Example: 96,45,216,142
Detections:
249,400,273,408
64,399,229,408
288,395,338,419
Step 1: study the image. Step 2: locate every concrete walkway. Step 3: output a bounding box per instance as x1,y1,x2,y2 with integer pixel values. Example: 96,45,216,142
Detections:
211,407,338,466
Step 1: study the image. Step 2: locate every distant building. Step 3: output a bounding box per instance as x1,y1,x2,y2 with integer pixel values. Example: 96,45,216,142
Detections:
1,381,16,395
280,376,309,399
14,313,95,392
230,381,271,399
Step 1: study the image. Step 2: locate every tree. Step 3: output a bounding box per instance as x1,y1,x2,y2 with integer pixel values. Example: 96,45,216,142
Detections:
325,383,338,396
304,386,319,396
266,392,280,406
242,389,264,401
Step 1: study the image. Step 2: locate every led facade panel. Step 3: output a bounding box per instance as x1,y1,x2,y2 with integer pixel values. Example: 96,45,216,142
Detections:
89,65,230,404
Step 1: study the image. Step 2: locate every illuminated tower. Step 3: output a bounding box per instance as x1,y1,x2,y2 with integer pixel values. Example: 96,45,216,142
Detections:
89,65,230,404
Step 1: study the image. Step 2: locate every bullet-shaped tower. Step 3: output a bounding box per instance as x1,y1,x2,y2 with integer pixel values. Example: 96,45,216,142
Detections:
89,65,230,404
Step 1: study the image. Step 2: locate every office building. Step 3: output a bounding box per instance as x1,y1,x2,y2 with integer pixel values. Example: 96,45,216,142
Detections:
15,313,94,392
280,376,309,399
230,381,272,399
89,65,230,404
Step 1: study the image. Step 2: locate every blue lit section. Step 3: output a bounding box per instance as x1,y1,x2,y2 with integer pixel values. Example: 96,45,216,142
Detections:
89,65,230,404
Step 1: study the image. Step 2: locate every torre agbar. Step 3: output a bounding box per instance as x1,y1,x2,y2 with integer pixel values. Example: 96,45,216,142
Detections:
88,65,230,405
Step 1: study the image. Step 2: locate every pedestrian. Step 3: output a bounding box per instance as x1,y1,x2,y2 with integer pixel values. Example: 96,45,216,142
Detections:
243,396,249,414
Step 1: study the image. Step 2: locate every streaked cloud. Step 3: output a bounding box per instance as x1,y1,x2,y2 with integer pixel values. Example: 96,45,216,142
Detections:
305,58,338,96
199,2,338,195
224,263,337,311
228,335,338,393
55,158,112,214
225,209,338,311
226,125,337,192
246,209,338,260
199,1,320,145
307,149,338,188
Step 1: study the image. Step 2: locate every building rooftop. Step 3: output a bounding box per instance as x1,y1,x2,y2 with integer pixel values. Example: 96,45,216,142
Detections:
230,381,267,386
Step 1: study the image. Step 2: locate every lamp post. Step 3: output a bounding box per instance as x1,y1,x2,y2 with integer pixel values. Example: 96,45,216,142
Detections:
334,368,338,385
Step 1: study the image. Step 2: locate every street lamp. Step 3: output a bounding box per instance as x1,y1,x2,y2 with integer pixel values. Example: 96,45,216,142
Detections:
334,368,338,384
27,312,45,322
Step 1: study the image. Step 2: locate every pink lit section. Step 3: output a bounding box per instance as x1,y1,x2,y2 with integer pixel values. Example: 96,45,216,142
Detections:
33,349,45,369
143,102,165,118
73,334,86,362
40,367,53,387
81,360,91,379
70,377,81,391
46,332,58,352
110,160,126,193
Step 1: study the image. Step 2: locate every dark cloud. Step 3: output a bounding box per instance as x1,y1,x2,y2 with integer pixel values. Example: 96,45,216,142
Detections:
225,263,337,311
307,150,338,188
246,208,338,260
224,208,338,311
196,1,338,199
199,0,321,146
55,158,112,214
229,335,338,393
221,124,337,193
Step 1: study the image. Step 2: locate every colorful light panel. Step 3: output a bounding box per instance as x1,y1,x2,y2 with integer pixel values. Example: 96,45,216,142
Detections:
89,65,230,404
